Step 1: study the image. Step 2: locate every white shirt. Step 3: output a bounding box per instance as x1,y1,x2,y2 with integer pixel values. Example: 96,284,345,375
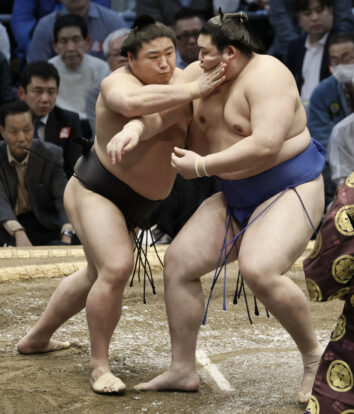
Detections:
301,33,328,101
328,113,354,187
49,54,110,120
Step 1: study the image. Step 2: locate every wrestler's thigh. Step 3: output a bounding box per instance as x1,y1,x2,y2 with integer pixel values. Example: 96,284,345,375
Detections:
64,178,134,276
165,192,240,279
239,175,324,276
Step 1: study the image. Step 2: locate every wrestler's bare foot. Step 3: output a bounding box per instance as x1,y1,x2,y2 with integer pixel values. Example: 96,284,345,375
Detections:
134,368,200,392
298,345,323,404
91,366,126,395
17,335,70,354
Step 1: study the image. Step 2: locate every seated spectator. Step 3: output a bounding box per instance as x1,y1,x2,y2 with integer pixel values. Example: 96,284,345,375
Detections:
213,0,240,13
11,0,111,62
136,0,213,27
285,0,334,109
0,101,74,247
308,32,354,152
17,61,83,178
27,0,126,63
0,22,11,61
308,32,354,208
110,0,136,24
0,51,16,105
85,28,129,134
328,113,354,188
268,0,353,61
49,14,111,139
173,9,206,69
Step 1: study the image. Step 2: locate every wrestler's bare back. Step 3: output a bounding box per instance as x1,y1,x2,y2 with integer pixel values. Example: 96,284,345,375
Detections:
193,54,310,158
94,66,188,200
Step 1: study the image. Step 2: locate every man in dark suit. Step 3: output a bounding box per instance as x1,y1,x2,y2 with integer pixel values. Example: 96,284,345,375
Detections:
0,101,74,246
285,0,334,108
136,0,213,27
18,61,83,178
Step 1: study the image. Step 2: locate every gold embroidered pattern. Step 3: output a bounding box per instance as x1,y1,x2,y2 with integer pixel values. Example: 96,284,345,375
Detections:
335,206,354,236
306,395,320,413
326,360,353,392
331,314,346,342
306,278,322,301
332,255,354,284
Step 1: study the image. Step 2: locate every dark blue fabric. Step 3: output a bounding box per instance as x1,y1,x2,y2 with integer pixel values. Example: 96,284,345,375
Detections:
11,0,111,59
216,139,326,227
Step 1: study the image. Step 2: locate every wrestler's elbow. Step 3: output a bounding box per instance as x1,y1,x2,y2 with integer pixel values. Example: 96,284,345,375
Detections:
116,96,147,118
253,134,282,157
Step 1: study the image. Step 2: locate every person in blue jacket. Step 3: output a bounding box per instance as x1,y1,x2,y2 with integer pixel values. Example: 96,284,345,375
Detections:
11,0,111,61
307,32,354,208
308,32,354,153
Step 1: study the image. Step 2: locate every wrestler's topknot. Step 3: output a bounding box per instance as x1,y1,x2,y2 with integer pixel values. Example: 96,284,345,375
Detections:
121,15,176,58
131,15,156,32
201,11,262,55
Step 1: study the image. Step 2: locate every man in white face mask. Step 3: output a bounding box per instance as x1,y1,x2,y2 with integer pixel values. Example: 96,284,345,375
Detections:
308,32,354,152
307,32,354,207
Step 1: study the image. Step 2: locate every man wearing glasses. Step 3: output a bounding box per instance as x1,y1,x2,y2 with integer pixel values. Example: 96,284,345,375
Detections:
173,9,206,69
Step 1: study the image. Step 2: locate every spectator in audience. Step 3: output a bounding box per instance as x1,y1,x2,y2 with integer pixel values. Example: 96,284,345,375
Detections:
11,0,111,62
136,0,213,27
0,101,73,247
0,22,10,61
268,0,353,61
110,0,136,24
328,113,354,188
17,61,83,178
308,32,354,151
285,0,334,109
173,9,206,69
308,32,354,208
49,14,111,140
85,28,129,134
213,0,240,13
0,51,16,106
27,0,126,63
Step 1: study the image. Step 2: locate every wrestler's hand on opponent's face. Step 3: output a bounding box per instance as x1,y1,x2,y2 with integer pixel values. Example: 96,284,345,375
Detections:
171,146,199,179
106,128,140,164
198,62,226,97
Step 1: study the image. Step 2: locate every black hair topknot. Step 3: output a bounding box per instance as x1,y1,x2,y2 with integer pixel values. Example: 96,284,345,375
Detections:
131,15,156,32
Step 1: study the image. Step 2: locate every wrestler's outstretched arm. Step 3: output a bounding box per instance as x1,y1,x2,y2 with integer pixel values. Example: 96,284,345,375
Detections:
106,103,192,163
106,62,225,163
101,61,225,118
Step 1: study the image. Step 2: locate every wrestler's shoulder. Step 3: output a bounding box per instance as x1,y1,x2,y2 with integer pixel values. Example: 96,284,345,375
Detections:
248,54,295,83
170,61,202,83
102,66,141,85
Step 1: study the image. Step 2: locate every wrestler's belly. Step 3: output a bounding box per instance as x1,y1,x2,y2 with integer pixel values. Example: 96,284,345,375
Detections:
95,131,185,200
205,126,311,164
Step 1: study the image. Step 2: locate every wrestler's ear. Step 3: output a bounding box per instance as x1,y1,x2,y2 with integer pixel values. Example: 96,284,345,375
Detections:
127,51,135,65
223,45,237,62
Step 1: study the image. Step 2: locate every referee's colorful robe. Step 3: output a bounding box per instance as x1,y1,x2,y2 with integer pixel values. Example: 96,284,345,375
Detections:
304,173,354,414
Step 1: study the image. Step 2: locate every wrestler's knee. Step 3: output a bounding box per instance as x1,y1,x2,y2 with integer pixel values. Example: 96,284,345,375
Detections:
99,256,134,287
164,245,197,284
238,260,274,298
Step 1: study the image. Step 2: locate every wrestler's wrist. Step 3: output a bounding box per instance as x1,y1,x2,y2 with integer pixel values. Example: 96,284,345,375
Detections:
195,156,210,177
123,120,144,137
186,81,202,100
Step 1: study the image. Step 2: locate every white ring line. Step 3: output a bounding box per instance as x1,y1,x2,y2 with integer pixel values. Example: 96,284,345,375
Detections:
196,349,235,392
